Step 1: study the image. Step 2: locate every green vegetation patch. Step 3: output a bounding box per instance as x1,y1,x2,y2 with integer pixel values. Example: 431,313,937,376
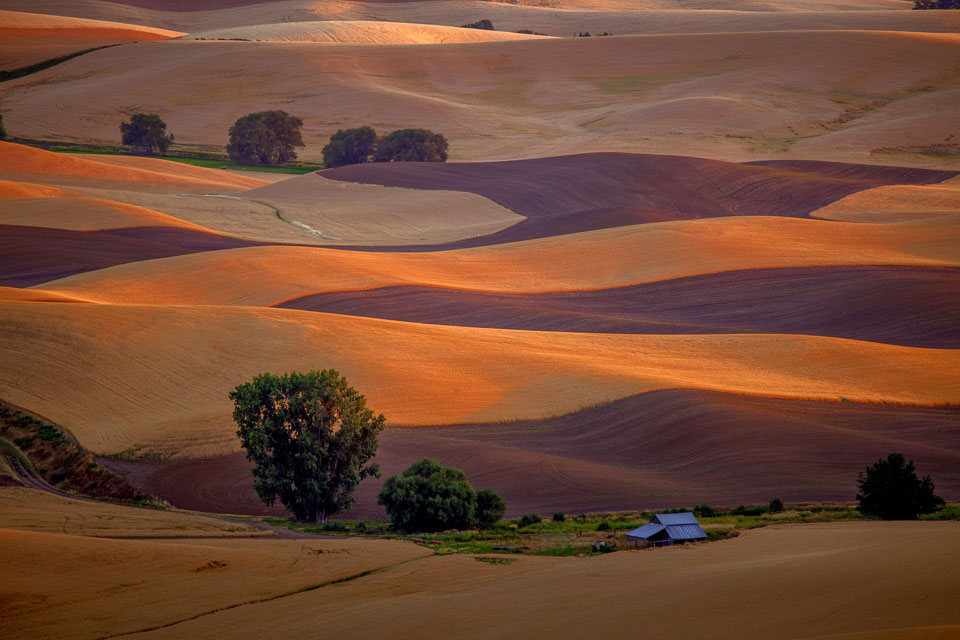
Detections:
46,145,320,174
0,401,162,505
474,556,516,564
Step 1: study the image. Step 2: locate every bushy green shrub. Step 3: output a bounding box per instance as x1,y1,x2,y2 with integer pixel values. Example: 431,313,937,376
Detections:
378,459,506,532
732,504,768,517
596,521,611,531
693,503,715,518
461,19,494,30
476,488,506,529
517,513,542,528
552,512,566,522
769,498,784,513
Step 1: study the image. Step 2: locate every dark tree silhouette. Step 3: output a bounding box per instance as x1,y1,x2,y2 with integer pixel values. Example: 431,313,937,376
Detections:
375,128,448,163
120,113,173,155
856,453,944,520
227,110,304,166
322,126,377,168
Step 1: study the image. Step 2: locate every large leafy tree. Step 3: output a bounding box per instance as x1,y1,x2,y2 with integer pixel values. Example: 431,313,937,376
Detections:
377,458,505,532
322,126,377,168
375,128,448,163
231,369,385,523
120,112,173,155
227,110,304,166
856,453,944,520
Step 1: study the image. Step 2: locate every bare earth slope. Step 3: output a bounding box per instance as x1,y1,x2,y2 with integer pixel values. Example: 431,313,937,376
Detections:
187,20,552,44
139,390,960,518
1,301,957,461
277,266,960,349
2,31,958,166
5,0,959,35
0,10,182,69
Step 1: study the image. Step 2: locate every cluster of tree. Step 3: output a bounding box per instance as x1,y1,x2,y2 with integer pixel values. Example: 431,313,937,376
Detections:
377,458,505,532
0,115,6,140
322,126,448,168
119,113,174,155
118,112,448,168
461,19,494,30
118,110,305,165
232,371,504,530
231,370,945,530
577,32,613,37
914,0,959,8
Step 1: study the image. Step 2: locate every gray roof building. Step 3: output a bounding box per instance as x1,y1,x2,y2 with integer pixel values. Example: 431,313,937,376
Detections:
626,512,707,546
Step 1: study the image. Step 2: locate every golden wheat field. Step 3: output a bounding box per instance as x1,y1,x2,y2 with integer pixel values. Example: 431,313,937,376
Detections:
1,0,958,637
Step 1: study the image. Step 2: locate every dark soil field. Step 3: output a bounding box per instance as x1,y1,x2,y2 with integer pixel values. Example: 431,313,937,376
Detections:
278,265,960,349
325,154,956,249
128,390,960,519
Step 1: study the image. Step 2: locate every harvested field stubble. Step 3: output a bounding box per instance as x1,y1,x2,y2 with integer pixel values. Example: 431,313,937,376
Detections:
0,301,958,459
2,31,959,165
100,522,960,640
35,215,960,305
0,520,430,640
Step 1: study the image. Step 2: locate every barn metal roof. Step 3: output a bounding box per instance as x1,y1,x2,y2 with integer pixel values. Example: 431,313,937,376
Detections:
652,512,700,526
626,513,707,541
664,524,707,540
625,523,665,540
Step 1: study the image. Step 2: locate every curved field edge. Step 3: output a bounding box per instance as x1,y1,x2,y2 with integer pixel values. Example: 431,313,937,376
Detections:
275,265,960,349
0,300,957,459
127,389,960,518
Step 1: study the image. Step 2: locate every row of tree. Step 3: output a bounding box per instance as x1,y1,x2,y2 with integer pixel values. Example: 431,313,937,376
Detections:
119,111,448,168
913,0,959,8
231,369,946,532
322,126,448,168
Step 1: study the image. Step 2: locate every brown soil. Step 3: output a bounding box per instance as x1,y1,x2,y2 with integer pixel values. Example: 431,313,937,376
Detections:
0,224,256,287
324,153,956,248
133,390,960,519
277,265,960,349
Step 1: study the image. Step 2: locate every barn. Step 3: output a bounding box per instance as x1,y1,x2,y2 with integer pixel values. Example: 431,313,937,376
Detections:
626,512,707,547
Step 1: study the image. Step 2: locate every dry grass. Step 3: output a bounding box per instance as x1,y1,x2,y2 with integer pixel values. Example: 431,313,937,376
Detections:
0,143,268,193
104,521,960,640
1,301,957,458
0,486,262,537
0,517,430,640
39,214,960,305
2,31,958,166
